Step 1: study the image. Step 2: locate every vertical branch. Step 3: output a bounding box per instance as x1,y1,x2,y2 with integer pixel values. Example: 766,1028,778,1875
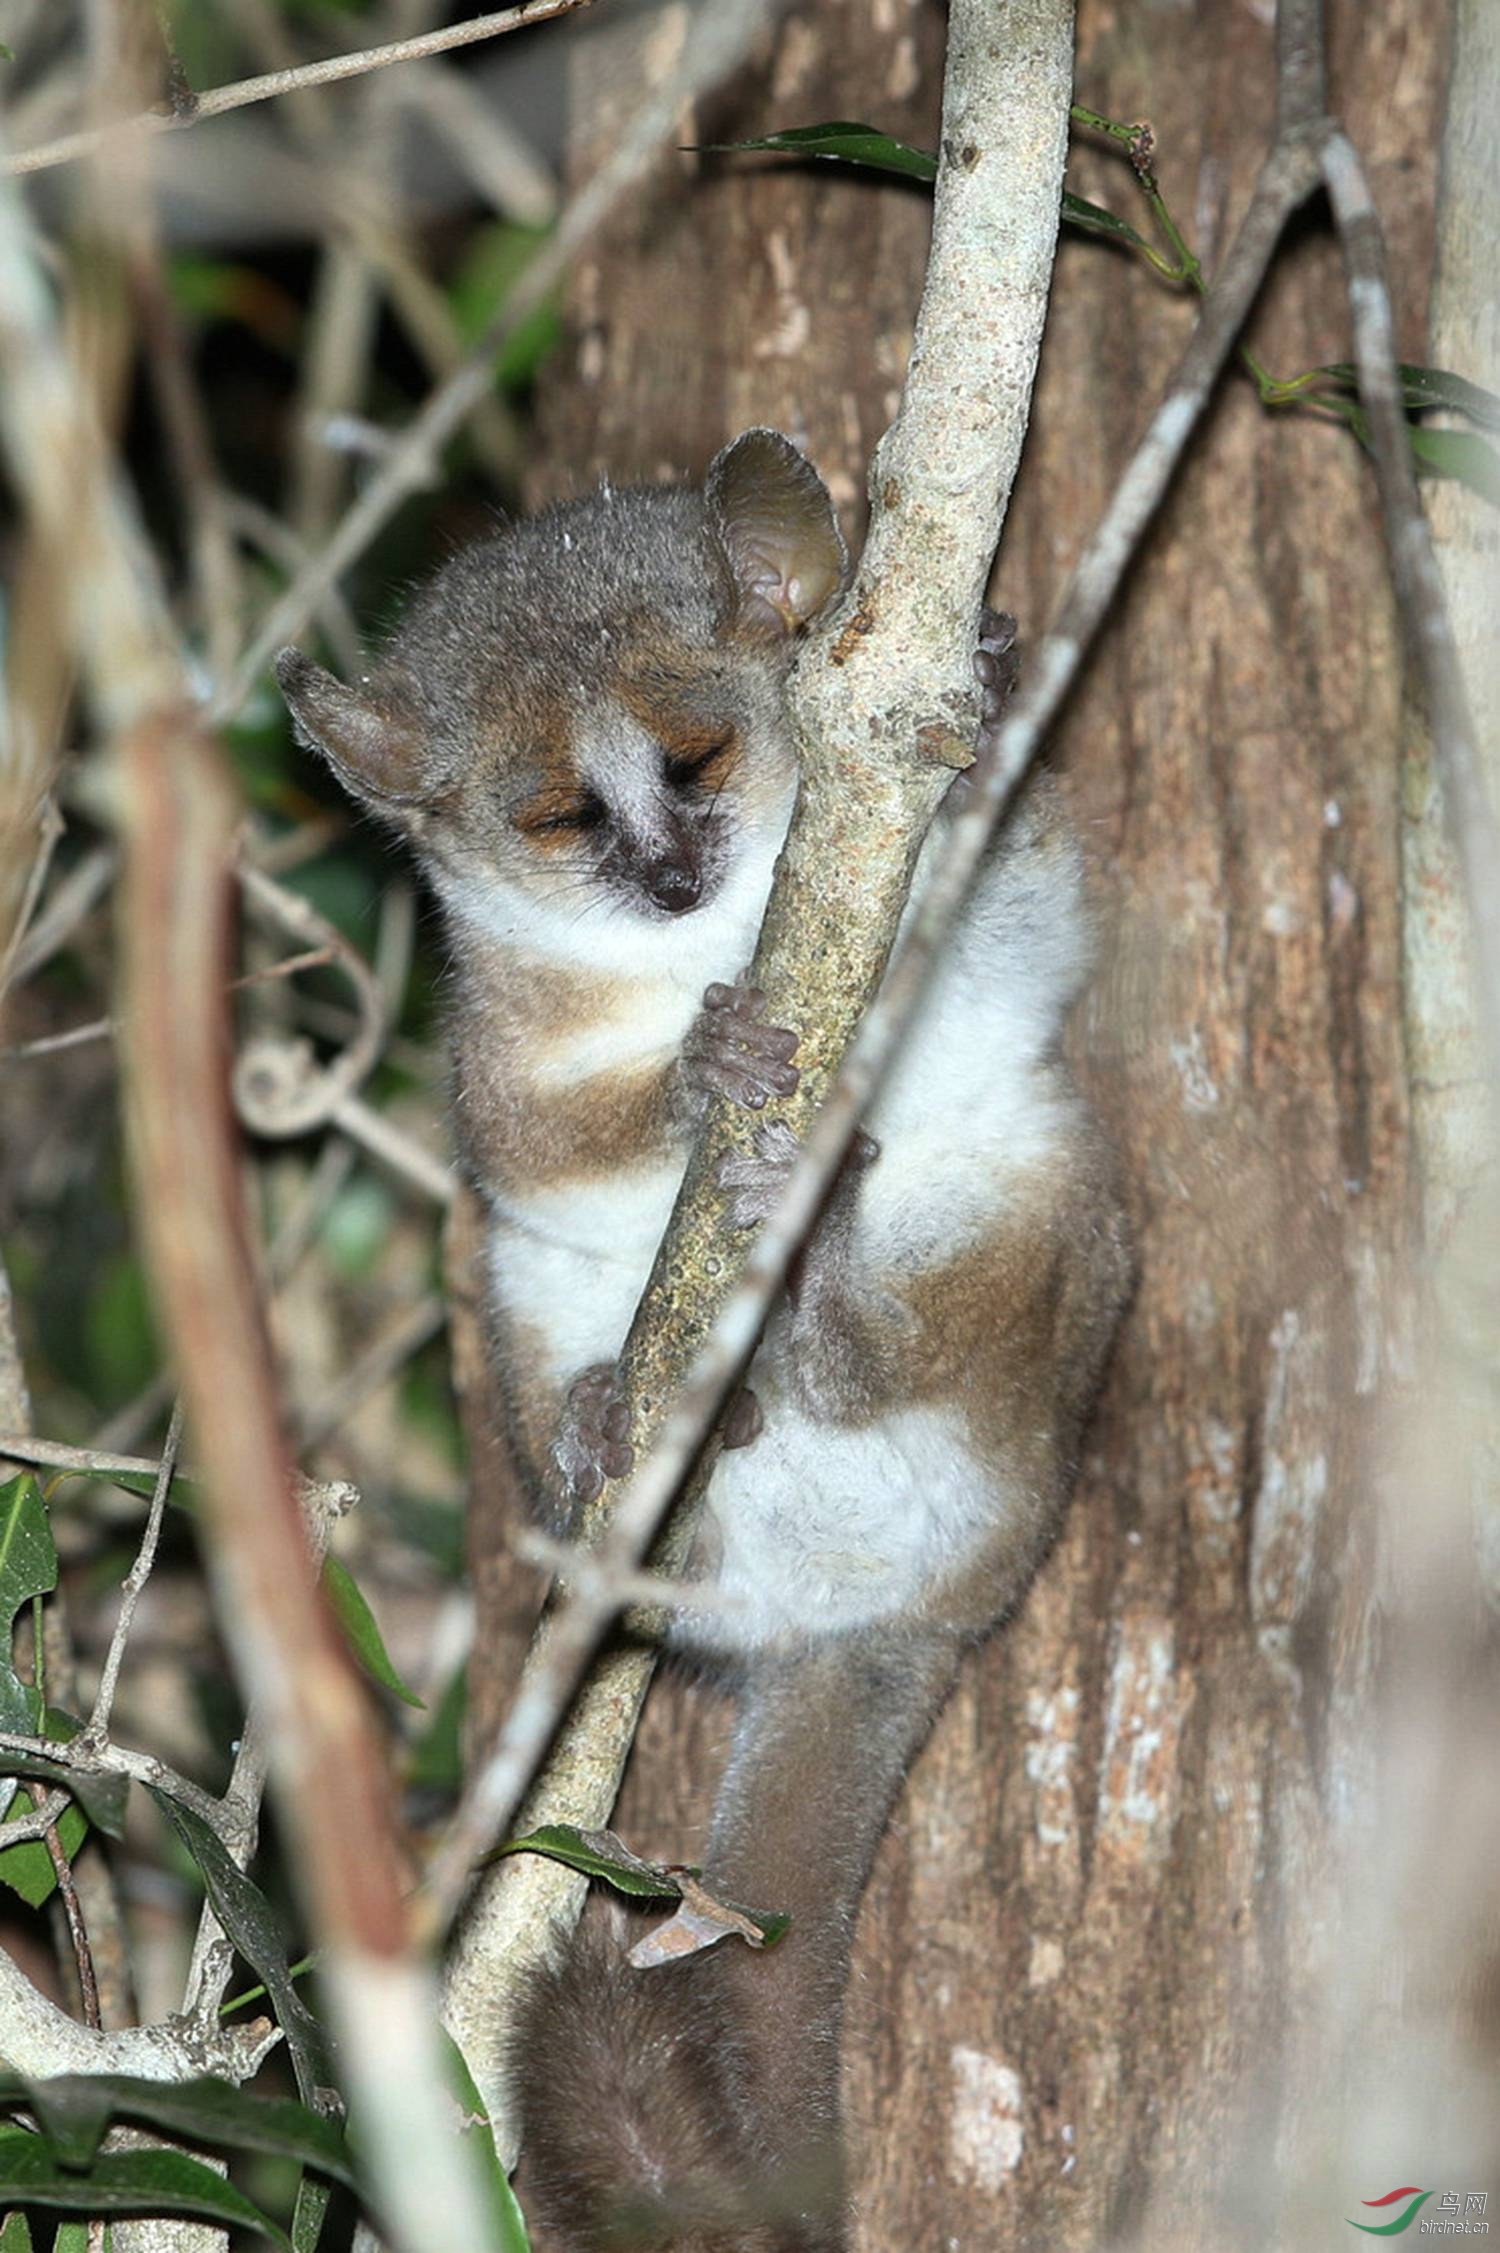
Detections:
1320,128,1500,1087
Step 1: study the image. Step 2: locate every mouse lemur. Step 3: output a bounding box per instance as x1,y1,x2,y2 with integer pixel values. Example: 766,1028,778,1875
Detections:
279,428,1131,2251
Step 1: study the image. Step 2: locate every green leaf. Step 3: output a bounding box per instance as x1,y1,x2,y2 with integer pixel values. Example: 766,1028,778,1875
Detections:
291,2172,333,2253
492,1825,683,1900
1316,360,1500,431
0,2074,355,2190
1408,423,1500,506
703,121,936,183
0,1792,87,1909
1315,390,1500,509
0,2127,290,2247
442,2036,531,2253
0,1474,58,1738
1061,189,1154,257
0,2208,33,2251
147,1792,332,2106
322,1557,423,1710
39,1463,196,1511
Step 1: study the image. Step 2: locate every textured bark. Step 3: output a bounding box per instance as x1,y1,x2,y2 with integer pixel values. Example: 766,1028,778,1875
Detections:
463,0,1467,2244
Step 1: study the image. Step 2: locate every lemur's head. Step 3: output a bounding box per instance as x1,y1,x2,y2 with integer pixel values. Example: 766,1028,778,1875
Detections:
277,431,845,929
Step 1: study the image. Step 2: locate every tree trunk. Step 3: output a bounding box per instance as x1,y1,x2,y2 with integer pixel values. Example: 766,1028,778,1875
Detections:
464,2,1485,2244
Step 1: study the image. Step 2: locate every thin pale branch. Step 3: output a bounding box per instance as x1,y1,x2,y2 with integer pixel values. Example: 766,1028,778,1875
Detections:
86,1402,182,1743
0,1729,229,1834
0,1786,72,1850
9,844,119,987
5,0,602,179
1318,128,1500,1088
0,1942,278,2083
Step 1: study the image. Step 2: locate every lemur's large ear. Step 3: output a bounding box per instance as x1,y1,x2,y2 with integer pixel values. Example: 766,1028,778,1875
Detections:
276,648,433,808
705,429,847,639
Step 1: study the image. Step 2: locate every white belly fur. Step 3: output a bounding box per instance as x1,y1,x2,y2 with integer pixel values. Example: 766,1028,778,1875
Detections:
481,808,1083,1652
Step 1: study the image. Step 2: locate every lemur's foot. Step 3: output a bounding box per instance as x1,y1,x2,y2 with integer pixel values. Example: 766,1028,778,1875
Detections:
974,607,1021,746
721,1386,764,1450
681,982,800,1112
948,610,1021,811
553,1362,634,1506
716,1120,879,1229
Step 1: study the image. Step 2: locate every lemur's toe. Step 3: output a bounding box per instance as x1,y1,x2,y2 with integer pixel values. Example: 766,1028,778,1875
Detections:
977,605,1018,657
721,1387,764,1451
685,981,800,1110
555,1363,633,1503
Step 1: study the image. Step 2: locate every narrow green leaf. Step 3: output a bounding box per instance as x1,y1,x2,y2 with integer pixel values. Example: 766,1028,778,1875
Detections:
0,2074,355,2190
0,2131,290,2248
703,122,936,183
291,2172,333,2253
0,1476,58,1758
494,1824,684,1900
1313,390,1500,508
0,1477,50,1640
322,1557,423,1709
1061,190,1154,256
52,2227,90,2253
1316,360,1500,431
709,126,1169,272
442,2036,531,2253
147,1792,332,2106
41,1464,196,1510
0,2207,33,2251
1408,423,1500,506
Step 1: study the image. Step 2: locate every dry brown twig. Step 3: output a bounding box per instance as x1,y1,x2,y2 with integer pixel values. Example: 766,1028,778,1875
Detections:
43,1824,102,2031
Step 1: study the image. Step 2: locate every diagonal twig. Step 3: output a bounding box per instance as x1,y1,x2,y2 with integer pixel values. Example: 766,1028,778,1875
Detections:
5,0,603,180
85,1402,182,1744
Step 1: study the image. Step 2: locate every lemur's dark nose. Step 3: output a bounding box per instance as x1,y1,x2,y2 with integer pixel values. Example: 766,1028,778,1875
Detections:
648,860,702,913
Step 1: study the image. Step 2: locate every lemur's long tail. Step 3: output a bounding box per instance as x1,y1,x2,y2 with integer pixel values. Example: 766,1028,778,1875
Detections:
512,1626,960,2251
